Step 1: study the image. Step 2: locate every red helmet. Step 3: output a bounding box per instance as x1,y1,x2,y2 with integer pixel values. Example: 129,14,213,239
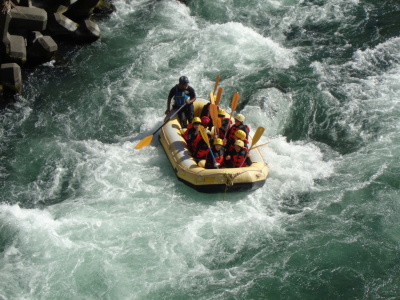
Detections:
201,116,210,126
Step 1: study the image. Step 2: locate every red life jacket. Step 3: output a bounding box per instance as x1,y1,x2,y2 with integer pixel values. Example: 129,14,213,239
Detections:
227,139,249,152
192,138,210,159
184,128,202,152
226,123,250,141
205,148,225,169
230,148,248,167
218,118,231,139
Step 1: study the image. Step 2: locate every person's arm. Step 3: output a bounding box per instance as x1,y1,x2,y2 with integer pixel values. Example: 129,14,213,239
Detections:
165,87,175,114
187,86,196,104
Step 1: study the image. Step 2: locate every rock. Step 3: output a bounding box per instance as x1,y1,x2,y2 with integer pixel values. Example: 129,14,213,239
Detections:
94,0,116,16
1,63,22,94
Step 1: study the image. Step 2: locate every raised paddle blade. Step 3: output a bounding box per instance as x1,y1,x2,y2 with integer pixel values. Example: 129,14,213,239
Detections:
250,127,265,149
199,125,210,148
209,92,216,104
210,103,219,135
135,135,154,149
231,92,239,113
228,92,240,123
213,74,220,94
215,87,223,105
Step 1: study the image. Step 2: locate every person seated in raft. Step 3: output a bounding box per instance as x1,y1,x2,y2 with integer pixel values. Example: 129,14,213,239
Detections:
200,102,219,130
192,129,211,160
205,138,226,169
201,116,211,130
225,113,250,145
183,117,202,154
225,140,252,168
226,129,249,152
217,108,232,140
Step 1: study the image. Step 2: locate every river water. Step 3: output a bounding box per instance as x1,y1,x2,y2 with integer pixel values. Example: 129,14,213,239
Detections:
1,0,400,299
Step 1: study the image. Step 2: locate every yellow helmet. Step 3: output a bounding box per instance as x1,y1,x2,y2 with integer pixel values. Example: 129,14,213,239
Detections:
218,109,226,116
214,138,223,146
235,114,245,122
192,117,201,124
235,130,246,139
234,140,244,147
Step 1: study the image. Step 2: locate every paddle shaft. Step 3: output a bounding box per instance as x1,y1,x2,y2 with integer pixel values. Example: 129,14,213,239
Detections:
154,104,187,135
238,127,265,167
199,125,219,169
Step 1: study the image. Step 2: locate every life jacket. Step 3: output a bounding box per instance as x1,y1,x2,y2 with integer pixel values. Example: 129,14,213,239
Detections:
205,147,225,169
227,123,250,141
218,118,231,139
193,139,210,159
184,128,202,152
230,148,249,167
174,86,190,107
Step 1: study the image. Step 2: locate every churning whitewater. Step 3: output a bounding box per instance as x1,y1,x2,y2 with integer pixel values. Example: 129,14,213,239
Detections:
1,0,400,299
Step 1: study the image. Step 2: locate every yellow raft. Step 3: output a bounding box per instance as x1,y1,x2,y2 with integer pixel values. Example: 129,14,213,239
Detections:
159,98,269,193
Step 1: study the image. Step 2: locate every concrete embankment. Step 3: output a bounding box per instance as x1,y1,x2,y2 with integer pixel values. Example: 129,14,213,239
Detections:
0,0,115,101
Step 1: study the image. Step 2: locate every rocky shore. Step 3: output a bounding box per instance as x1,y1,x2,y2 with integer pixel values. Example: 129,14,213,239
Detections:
0,0,115,102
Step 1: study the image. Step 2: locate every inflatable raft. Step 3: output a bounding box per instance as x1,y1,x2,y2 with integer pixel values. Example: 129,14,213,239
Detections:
159,98,269,193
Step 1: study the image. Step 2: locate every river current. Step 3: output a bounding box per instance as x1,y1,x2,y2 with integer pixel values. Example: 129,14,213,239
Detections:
1,0,400,299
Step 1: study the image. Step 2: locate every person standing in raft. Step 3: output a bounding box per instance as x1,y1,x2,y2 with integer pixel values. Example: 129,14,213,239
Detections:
225,113,250,146
205,138,226,169
226,140,252,168
165,76,197,128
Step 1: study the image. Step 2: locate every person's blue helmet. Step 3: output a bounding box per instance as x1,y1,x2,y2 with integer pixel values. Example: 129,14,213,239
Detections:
179,76,189,84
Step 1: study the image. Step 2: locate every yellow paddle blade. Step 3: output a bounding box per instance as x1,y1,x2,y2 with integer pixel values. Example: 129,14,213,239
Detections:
213,74,220,94
210,103,219,135
215,87,223,105
199,125,210,148
135,135,154,149
231,92,239,113
209,92,216,104
250,127,265,149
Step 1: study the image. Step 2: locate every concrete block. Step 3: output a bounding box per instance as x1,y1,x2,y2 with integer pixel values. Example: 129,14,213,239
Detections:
64,0,100,20
9,6,47,32
8,34,27,64
75,19,100,43
48,13,78,36
1,63,22,93
28,35,57,63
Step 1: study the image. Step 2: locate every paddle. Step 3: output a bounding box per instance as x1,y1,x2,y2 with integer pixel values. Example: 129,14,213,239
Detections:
215,87,223,105
213,74,220,94
239,126,265,167
209,103,219,137
209,91,216,105
228,92,240,125
199,125,219,169
135,104,187,149
251,141,270,150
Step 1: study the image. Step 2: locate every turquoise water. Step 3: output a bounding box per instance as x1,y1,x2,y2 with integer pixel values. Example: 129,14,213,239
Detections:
1,0,400,298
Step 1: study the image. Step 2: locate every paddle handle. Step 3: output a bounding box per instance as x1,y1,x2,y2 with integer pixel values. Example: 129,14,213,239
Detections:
153,104,187,135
